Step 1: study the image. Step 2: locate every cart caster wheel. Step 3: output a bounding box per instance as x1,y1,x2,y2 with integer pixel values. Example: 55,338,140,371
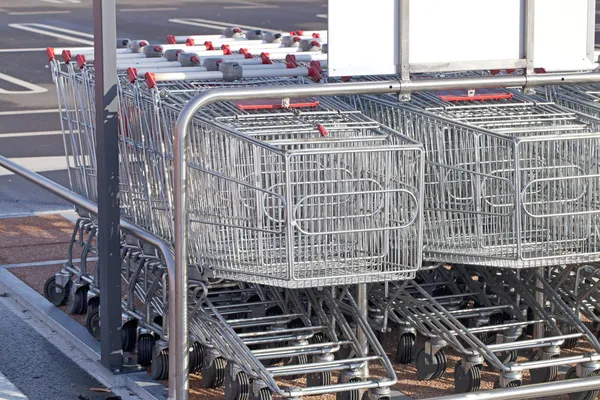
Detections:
561,327,579,349
282,352,308,381
485,336,517,371
150,347,169,381
136,333,155,367
489,313,506,327
454,362,481,393
395,333,415,364
201,357,227,388
566,367,600,400
67,285,88,314
189,341,204,374
44,276,72,306
254,388,272,400
307,370,332,387
361,391,390,400
121,319,137,352
310,332,325,344
225,371,250,400
85,306,101,340
529,352,558,384
336,378,361,400
493,380,521,389
88,296,100,311
416,345,447,381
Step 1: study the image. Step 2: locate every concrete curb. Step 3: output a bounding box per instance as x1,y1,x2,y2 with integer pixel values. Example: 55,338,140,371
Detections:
0,267,166,400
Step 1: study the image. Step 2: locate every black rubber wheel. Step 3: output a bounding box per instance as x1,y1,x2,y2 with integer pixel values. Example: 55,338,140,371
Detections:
562,327,579,349
121,319,138,352
201,357,227,388
489,313,505,327
225,371,250,400
256,388,272,400
150,347,169,381
454,362,481,393
361,392,390,400
282,352,308,381
136,333,155,367
530,365,558,384
416,345,447,381
307,370,332,387
396,333,416,364
67,285,88,314
85,307,101,340
88,296,100,311
432,349,447,380
189,341,204,374
529,352,558,384
44,276,72,306
336,378,361,400
567,368,600,400
485,335,517,371
310,332,325,344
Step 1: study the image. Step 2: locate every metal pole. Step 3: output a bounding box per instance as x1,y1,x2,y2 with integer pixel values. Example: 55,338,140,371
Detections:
173,72,600,400
420,376,600,400
356,283,369,377
93,0,122,372
0,155,178,399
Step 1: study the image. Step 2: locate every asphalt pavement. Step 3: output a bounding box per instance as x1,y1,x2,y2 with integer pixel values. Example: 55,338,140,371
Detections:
0,0,327,217
0,292,124,400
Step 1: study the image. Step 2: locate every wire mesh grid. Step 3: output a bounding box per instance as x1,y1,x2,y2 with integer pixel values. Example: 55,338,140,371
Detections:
348,91,600,268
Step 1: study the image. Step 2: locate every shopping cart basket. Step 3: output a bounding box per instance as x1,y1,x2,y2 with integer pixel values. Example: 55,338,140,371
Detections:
348,89,600,268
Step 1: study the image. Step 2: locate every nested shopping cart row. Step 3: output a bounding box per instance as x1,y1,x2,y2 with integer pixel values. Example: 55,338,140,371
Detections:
42,24,600,399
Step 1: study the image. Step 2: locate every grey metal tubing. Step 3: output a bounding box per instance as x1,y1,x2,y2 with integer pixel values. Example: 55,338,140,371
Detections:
173,72,600,400
420,376,600,400
0,155,178,400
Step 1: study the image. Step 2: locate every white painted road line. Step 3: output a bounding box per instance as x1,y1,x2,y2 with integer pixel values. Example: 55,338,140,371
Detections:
9,23,94,46
316,14,327,18
169,18,277,32
0,371,28,400
168,18,230,31
40,0,81,3
119,7,178,12
223,1,279,9
0,131,62,138
9,11,71,15
30,23,93,38
0,72,47,95
0,48,47,53
0,109,60,116
0,156,68,177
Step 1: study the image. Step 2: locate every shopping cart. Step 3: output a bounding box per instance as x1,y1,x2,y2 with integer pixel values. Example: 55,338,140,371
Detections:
45,37,424,399
348,88,600,268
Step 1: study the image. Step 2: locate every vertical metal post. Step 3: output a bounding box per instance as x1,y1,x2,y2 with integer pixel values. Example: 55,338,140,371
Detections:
93,0,123,372
399,0,410,81
357,283,369,377
524,0,535,74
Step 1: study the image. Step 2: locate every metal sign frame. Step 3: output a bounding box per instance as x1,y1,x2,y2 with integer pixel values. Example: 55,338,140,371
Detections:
329,0,597,77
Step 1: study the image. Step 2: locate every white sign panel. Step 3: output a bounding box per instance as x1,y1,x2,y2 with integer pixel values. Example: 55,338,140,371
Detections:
327,0,595,77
